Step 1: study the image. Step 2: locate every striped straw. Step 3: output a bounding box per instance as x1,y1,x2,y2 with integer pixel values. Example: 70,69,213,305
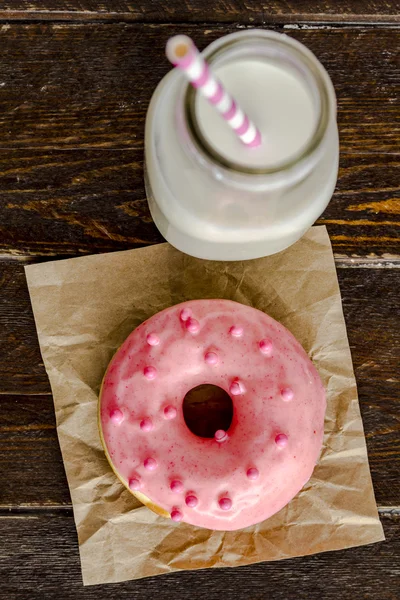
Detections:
166,35,261,148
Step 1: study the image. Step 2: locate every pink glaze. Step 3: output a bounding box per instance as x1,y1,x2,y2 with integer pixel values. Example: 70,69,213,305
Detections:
99,299,326,531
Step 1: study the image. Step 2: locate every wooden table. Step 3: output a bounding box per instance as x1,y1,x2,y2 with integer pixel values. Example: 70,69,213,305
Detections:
0,2,399,598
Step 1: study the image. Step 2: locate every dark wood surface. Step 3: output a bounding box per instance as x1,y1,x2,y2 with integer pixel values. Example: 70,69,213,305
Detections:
1,264,399,396
0,514,399,599
0,1,399,598
0,150,398,258
0,26,398,154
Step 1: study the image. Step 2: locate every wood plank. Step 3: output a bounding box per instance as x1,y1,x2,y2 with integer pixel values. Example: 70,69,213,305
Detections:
0,150,161,259
1,262,400,395
1,265,399,394
0,261,48,394
0,394,68,506
320,154,399,258
1,378,399,508
0,265,398,506
0,150,398,259
0,512,398,598
0,2,399,24
0,25,398,154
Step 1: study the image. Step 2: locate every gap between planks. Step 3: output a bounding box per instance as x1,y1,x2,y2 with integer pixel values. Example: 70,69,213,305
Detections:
0,14,398,27
0,505,399,517
1,253,399,269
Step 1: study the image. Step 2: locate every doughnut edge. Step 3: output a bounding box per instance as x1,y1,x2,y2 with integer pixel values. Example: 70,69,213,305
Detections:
98,354,171,520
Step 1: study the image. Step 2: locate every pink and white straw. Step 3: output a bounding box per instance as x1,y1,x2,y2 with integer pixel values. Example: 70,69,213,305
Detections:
166,35,261,148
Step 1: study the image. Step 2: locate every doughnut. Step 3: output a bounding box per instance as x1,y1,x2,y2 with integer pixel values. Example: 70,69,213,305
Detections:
99,299,325,531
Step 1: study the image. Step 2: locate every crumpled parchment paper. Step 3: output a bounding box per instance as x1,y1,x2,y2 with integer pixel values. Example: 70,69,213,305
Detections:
25,226,384,586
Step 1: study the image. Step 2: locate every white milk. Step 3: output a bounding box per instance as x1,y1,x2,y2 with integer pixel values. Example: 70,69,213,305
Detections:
196,59,317,170
145,30,339,260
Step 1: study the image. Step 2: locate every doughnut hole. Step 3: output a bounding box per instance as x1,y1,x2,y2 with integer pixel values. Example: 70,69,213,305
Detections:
182,384,233,438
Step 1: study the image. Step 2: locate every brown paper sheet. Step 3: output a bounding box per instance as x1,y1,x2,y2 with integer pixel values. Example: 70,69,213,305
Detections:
25,226,384,586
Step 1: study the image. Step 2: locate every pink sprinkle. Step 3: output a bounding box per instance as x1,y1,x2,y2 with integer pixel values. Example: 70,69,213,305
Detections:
185,494,198,508
144,366,157,380
144,457,158,471
215,429,228,443
230,379,245,396
146,333,160,346
246,468,259,480
128,477,141,491
170,480,184,494
140,418,153,432
180,308,192,322
109,408,124,425
275,433,288,448
229,325,243,338
171,508,183,522
281,387,294,401
164,405,177,420
219,497,232,511
186,317,200,333
259,339,273,356
205,351,218,365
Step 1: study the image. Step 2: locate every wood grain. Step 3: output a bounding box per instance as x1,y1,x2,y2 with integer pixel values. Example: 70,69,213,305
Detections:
0,25,398,154
0,512,398,599
0,1,399,23
0,261,47,394
0,394,68,507
1,376,399,507
0,150,398,259
0,4,398,596
1,264,399,395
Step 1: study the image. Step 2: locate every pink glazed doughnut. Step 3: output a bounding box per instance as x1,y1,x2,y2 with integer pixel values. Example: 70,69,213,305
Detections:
99,299,325,531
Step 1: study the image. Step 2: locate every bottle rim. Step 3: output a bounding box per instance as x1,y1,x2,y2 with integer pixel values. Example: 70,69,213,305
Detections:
184,30,333,176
